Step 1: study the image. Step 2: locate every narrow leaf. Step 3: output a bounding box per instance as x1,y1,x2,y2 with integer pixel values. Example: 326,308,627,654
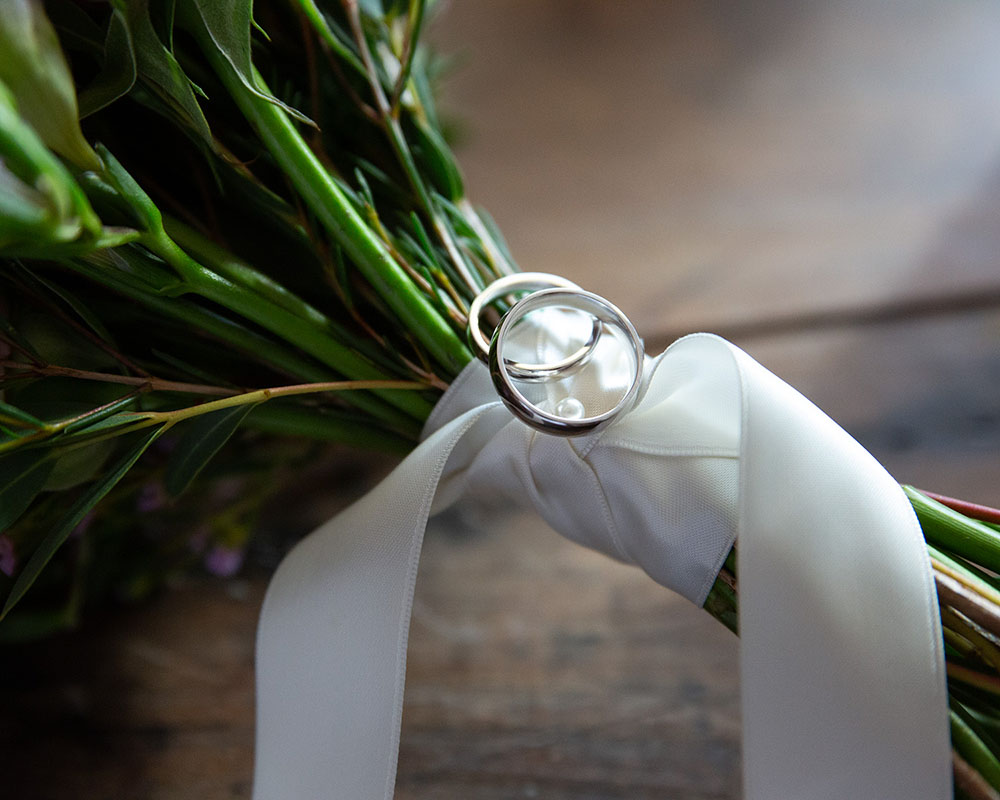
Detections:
21,267,119,346
62,394,140,434
78,10,138,118
0,449,54,531
412,118,464,201
165,404,255,496
111,0,214,145
0,401,46,430
177,0,314,125
1,426,163,618
63,412,152,438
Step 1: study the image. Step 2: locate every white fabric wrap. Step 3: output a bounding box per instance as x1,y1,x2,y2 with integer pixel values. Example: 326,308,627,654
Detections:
253,333,950,800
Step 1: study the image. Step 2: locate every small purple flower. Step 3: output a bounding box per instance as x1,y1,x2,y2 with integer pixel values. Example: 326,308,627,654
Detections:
188,524,210,554
136,481,168,513
0,534,16,577
204,544,244,577
70,511,96,540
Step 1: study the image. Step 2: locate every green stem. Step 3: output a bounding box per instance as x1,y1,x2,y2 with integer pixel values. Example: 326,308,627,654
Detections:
906,487,1000,575
459,199,517,277
190,26,470,375
139,378,425,424
62,254,421,437
142,228,435,419
344,1,479,297
389,0,426,114
164,217,417,380
52,379,424,455
952,707,1000,791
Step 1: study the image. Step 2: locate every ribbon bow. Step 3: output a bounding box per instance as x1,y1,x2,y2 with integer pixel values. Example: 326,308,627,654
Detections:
252,332,950,799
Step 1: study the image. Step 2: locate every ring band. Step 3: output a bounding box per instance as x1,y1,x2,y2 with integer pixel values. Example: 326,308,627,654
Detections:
467,273,601,381
488,288,644,436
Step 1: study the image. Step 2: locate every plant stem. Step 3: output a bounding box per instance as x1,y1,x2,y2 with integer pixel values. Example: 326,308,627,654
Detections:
189,23,471,375
389,0,426,114
343,0,479,297
906,487,1000,575
62,254,421,436
938,572,1000,639
141,228,435,420
164,216,425,381
924,491,1000,527
2,361,232,396
50,379,426,455
135,379,426,424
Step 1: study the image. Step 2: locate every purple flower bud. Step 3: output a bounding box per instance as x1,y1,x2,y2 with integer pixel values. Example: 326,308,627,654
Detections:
70,511,96,540
136,481,167,513
0,534,16,577
204,544,244,577
188,525,210,554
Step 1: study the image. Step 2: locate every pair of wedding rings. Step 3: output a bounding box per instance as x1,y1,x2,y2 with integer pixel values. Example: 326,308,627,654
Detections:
467,273,644,436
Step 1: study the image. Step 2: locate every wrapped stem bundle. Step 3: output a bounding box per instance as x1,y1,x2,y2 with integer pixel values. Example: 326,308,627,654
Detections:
0,0,503,629
1,2,999,797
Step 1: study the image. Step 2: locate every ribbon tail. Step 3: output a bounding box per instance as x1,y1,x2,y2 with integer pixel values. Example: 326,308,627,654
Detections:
732,345,951,800
252,405,498,800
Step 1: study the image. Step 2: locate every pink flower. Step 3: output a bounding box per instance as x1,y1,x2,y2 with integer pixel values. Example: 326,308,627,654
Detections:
204,545,244,577
0,534,17,577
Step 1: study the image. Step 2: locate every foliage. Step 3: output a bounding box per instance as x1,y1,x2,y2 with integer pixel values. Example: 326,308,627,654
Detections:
0,0,515,637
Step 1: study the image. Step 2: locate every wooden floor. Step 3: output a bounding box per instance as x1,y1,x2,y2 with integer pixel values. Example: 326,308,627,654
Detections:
5,1,1000,797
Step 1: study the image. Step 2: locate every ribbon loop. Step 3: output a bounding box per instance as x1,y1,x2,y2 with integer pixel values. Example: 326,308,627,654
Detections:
253,333,951,800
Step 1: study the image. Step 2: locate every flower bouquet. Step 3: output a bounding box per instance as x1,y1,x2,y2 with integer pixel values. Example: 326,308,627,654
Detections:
2,1,1000,798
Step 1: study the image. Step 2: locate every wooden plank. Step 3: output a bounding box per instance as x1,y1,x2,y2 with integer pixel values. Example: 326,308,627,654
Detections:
431,0,1000,337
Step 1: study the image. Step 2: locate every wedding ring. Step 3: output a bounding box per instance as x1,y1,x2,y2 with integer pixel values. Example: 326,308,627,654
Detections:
488,288,644,436
467,273,601,381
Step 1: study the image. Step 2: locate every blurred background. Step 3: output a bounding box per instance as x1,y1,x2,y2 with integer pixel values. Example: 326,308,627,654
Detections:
4,1,1000,797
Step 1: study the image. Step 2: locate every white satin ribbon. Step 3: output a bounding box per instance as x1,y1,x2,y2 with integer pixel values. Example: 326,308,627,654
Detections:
252,333,950,799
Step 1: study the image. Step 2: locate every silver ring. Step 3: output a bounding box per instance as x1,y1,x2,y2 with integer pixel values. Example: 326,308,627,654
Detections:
468,273,601,381
488,288,644,437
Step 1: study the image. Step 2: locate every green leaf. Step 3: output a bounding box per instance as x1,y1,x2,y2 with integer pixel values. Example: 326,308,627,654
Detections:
0,0,99,169
62,394,140,434
414,108,465,202
0,80,102,247
45,2,105,59
111,0,214,146
0,310,43,363
20,267,118,346
0,401,46,430
63,411,152,438
44,438,116,492
0,225,140,260
78,10,138,118
94,143,164,233
294,0,365,76
0,449,54,531
165,404,255,496
0,426,163,619
177,0,314,126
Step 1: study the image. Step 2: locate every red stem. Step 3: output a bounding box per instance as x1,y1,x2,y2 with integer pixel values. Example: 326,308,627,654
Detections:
921,490,1000,526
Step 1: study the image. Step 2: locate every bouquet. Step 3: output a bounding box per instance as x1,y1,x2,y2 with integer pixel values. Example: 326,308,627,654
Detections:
2,2,1000,797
